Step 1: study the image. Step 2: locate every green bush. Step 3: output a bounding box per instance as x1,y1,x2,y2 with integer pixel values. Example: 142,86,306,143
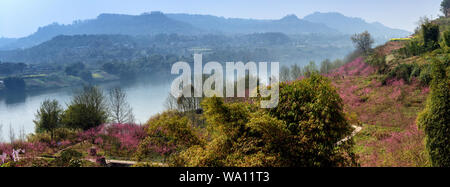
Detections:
171,74,357,167
135,111,202,161
62,86,109,130
366,53,388,73
422,22,440,51
418,64,433,85
443,30,450,47
53,149,83,167
417,57,450,167
382,64,415,84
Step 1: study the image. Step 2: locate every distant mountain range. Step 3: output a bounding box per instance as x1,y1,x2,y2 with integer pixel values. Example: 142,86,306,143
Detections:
303,12,410,39
0,11,410,51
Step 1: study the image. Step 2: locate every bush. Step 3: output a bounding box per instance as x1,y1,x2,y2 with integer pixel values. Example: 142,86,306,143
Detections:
171,74,357,167
418,64,433,85
422,22,440,51
135,111,202,161
417,57,450,167
365,53,388,73
443,30,450,47
53,149,83,167
382,63,416,84
62,86,109,130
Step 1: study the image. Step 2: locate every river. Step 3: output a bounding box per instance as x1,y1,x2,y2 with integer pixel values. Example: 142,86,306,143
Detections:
0,78,172,142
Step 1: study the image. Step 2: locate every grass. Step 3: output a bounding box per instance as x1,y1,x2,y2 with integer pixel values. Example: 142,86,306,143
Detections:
331,60,430,166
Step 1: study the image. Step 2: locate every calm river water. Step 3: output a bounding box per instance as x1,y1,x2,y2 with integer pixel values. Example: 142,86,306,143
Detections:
0,79,172,141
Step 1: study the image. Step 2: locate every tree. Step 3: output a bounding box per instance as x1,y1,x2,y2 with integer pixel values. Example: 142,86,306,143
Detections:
441,0,450,17
422,22,440,51
65,62,85,76
417,57,450,167
135,111,202,161
320,59,332,74
280,65,290,82
3,77,25,91
303,61,318,77
62,86,109,130
34,99,63,141
351,31,374,55
80,70,93,82
108,87,135,124
290,64,302,80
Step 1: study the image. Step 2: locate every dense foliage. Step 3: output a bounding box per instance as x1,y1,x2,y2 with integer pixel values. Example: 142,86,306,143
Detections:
62,86,109,130
417,57,450,167
3,77,25,91
168,74,357,167
33,99,63,141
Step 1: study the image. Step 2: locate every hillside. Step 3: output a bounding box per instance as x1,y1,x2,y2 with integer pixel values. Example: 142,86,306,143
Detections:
0,12,203,50
327,16,450,166
0,11,410,50
303,12,411,40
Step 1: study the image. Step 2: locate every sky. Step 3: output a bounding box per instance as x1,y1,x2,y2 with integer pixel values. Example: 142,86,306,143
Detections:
0,0,443,38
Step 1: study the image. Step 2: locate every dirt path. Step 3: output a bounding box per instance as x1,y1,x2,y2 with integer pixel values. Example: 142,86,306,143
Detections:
337,125,363,146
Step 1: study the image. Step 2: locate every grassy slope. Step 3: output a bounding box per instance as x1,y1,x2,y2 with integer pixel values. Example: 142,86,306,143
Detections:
329,41,435,166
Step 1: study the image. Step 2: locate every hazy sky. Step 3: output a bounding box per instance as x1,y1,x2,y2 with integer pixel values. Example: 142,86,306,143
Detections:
0,0,443,38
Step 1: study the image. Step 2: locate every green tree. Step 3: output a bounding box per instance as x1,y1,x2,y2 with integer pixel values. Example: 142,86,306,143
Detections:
62,86,109,130
441,0,450,17
3,77,25,91
417,57,450,167
422,22,440,51
443,30,450,47
268,74,356,166
351,31,374,55
33,99,63,141
135,111,201,161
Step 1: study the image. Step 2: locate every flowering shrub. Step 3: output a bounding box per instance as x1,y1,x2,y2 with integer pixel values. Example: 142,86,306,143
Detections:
77,123,146,158
327,57,375,78
359,124,429,167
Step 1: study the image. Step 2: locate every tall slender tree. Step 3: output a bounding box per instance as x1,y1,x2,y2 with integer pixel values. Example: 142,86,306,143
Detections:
34,99,63,141
108,87,135,124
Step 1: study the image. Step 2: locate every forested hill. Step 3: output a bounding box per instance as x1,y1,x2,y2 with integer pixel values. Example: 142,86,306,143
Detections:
0,11,410,50
165,14,338,34
303,12,411,40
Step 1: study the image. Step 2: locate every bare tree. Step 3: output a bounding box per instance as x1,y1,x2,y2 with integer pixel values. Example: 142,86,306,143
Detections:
9,124,15,143
18,126,26,142
280,65,291,82
351,31,374,55
108,87,135,124
164,93,178,110
290,64,302,80
0,124,3,142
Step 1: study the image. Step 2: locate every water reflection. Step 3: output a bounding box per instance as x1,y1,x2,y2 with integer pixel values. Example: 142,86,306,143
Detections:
0,78,172,141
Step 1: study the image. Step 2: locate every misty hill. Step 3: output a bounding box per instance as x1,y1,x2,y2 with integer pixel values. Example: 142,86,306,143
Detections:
166,13,338,34
303,12,411,39
0,32,352,65
0,11,202,50
0,11,409,50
